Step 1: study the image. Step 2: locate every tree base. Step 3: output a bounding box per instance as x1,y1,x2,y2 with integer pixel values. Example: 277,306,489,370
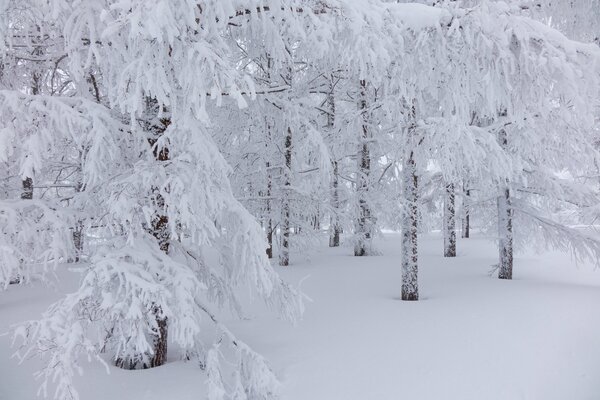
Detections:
498,273,512,280
401,292,419,301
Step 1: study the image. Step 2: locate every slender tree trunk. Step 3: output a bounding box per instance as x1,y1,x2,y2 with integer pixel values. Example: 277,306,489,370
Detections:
21,177,33,200
461,181,470,239
12,176,34,284
24,55,40,200
72,221,84,262
265,119,274,259
279,126,292,266
119,100,171,370
72,179,84,262
497,186,513,280
401,151,419,301
354,79,372,256
265,171,273,259
149,305,168,368
327,87,341,247
149,126,169,368
443,182,456,257
70,73,101,263
497,111,513,280
329,160,341,247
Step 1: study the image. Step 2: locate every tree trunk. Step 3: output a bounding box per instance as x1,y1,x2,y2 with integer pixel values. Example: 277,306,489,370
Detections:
327,87,341,247
401,151,419,301
21,177,33,200
329,160,341,247
149,306,168,368
149,123,170,367
279,126,292,266
461,181,470,239
265,119,274,259
354,79,372,256
72,219,84,262
443,182,456,257
266,191,273,259
12,176,34,284
497,186,513,280
121,101,171,370
496,110,513,280
71,73,102,262
71,170,85,262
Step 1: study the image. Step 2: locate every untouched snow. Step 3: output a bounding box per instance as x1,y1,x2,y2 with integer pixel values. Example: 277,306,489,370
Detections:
2,233,600,400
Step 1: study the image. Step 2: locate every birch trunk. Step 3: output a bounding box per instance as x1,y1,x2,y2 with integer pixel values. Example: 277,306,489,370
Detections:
327,88,341,247
279,126,292,266
265,118,274,259
461,181,470,239
497,187,513,280
401,151,419,301
497,112,513,280
148,129,169,368
443,183,456,257
329,160,341,247
354,79,372,256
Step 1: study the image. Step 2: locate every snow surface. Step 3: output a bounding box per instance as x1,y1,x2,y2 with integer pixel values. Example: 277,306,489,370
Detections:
2,233,600,400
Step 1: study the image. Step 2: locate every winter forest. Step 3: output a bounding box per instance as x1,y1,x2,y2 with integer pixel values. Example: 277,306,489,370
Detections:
1,0,600,399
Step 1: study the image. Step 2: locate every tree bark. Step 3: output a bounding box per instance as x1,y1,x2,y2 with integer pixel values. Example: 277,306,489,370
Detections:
265,119,274,259
21,177,33,200
149,306,168,368
401,151,419,301
497,186,513,280
354,79,372,256
461,181,470,239
497,110,513,280
279,126,292,266
265,177,273,259
148,119,170,367
120,100,171,370
443,182,456,257
327,87,341,247
329,160,341,247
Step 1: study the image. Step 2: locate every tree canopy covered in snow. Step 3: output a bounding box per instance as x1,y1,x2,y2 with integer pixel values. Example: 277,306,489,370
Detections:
1,0,600,399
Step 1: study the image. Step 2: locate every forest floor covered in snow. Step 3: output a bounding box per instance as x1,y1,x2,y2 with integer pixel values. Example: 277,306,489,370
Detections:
2,233,600,400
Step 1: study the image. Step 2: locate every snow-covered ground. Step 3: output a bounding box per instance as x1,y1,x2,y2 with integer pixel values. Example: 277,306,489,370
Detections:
2,233,600,400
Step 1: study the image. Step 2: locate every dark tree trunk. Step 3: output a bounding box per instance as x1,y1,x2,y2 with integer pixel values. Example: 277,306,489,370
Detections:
461,181,470,239
354,79,372,256
149,123,170,367
329,160,341,247
401,151,419,301
264,57,275,259
72,177,84,262
21,177,33,200
265,124,274,259
279,126,292,266
327,87,341,248
119,100,171,370
496,110,513,280
266,178,273,259
149,306,168,368
443,182,456,257
497,187,513,280
72,221,84,262
12,176,34,284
